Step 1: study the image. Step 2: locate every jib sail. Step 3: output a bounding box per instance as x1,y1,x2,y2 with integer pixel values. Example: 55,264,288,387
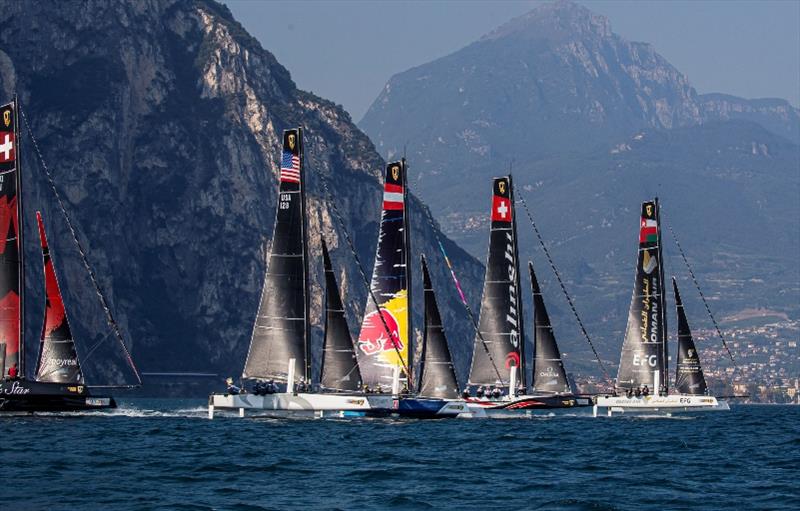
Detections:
34,212,82,383
355,160,411,388
616,199,668,391
673,278,707,395
0,99,23,378
320,240,362,391
418,256,459,399
468,176,525,388
529,261,570,394
243,128,310,382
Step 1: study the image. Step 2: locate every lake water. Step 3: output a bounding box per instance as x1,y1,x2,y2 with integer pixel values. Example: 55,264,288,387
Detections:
3,401,798,510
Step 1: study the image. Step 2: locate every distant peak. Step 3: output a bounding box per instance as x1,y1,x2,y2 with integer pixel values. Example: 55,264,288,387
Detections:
481,0,612,42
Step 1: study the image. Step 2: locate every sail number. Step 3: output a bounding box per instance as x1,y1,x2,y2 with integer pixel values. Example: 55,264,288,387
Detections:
279,193,291,210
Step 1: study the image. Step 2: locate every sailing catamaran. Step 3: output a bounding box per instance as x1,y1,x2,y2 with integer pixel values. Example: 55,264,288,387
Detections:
593,198,728,416
0,97,139,411
464,176,590,414
208,128,392,418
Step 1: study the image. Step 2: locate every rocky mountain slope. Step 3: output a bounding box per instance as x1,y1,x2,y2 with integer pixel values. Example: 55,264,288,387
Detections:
360,0,800,369
0,0,485,389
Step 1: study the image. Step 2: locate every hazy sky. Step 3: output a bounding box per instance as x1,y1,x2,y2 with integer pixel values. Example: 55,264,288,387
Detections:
225,1,800,122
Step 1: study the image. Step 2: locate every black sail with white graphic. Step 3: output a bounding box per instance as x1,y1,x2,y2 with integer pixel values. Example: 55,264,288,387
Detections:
673,278,707,396
529,261,570,394
468,176,525,387
418,256,459,399
616,199,668,390
243,129,309,382
320,240,361,391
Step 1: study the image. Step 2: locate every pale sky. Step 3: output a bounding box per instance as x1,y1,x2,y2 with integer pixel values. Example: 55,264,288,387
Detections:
224,0,800,121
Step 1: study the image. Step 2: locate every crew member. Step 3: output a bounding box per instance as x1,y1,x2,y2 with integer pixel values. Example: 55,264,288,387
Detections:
226,377,241,395
7,363,18,380
642,385,649,397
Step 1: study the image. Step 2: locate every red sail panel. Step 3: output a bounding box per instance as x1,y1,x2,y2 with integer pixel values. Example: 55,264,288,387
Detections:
0,100,22,376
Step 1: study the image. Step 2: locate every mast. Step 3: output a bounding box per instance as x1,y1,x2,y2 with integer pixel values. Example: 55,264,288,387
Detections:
34,212,82,383
0,97,23,379
243,128,309,382
616,199,667,391
656,198,668,390
529,261,570,394
320,240,362,391
355,161,411,388
468,176,524,390
672,278,707,395
418,255,459,399
401,158,413,388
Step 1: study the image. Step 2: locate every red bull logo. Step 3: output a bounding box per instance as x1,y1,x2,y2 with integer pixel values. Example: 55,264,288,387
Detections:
357,308,403,356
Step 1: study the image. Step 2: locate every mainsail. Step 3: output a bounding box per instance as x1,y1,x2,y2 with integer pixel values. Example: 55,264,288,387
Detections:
468,176,525,388
243,128,310,382
320,240,362,391
673,278,707,395
418,256,459,399
355,160,411,388
0,99,23,378
616,199,668,391
529,261,570,394
35,212,82,383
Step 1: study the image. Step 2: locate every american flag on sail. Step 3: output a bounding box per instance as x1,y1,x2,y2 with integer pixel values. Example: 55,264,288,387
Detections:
280,150,301,183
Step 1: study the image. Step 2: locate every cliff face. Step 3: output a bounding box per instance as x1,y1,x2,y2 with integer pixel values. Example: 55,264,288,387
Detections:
0,0,484,388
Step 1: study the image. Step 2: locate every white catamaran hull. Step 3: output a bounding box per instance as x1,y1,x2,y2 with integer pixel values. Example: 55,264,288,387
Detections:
593,394,729,416
208,392,394,418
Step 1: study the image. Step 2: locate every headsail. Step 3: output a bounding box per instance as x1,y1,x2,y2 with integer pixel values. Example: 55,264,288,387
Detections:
243,128,310,382
320,240,362,391
616,199,668,391
468,176,525,388
418,256,459,399
529,261,570,394
34,212,82,383
355,160,411,388
0,99,23,378
673,278,707,395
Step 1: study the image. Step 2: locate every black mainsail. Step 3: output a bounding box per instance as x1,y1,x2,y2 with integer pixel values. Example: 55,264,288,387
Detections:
34,212,82,383
243,128,310,382
616,199,668,391
468,176,525,388
673,278,707,395
320,240,362,391
529,261,570,394
418,256,459,399
0,99,23,378
355,160,411,388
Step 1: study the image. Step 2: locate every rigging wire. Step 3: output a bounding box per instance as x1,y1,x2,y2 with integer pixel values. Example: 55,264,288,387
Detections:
516,196,613,385
321,178,413,388
664,219,739,377
419,205,505,386
20,107,142,387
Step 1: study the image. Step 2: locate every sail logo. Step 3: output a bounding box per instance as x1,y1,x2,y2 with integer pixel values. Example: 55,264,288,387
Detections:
504,231,520,354
3,110,10,127
0,132,14,163
639,277,660,344
633,352,657,367
47,357,78,367
358,308,403,356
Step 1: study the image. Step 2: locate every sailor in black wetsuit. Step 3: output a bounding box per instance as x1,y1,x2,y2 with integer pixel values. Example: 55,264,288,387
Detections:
642,385,650,397
226,377,241,395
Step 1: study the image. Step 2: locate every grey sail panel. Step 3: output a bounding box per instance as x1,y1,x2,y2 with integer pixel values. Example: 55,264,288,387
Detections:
418,256,459,399
243,129,309,381
529,262,570,394
320,240,362,391
673,278,707,395
468,176,524,387
616,199,667,390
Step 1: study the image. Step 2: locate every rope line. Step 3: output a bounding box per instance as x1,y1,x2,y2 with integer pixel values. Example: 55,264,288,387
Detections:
20,107,141,387
517,197,612,385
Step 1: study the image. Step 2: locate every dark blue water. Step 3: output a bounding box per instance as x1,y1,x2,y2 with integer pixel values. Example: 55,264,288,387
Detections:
3,402,798,510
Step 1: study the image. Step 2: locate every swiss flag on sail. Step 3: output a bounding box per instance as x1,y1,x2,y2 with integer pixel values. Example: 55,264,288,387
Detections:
0,132,14,163
491,195,511,222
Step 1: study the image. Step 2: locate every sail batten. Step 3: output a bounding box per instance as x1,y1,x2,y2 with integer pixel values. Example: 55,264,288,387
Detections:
468,176,525,388
529,262,570,394
673,278,707,395
418,256,459,399
616,199,668,391
320,240,362,391
355,161,411,387
243,129,309,382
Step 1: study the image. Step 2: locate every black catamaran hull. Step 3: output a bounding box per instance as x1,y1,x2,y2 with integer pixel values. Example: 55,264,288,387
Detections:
0,380,116,412
466,394,592,411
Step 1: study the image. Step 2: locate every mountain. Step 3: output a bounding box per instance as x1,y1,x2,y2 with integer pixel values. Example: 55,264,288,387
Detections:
360,0,800,368
0,0,485,390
